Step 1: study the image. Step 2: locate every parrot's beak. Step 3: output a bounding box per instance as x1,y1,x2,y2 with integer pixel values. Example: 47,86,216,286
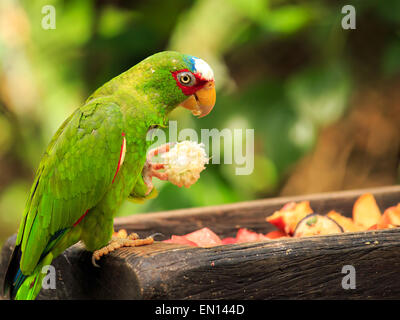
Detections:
180,81,216,118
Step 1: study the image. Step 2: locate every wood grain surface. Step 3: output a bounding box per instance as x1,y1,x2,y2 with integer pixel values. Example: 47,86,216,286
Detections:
1,185,400,299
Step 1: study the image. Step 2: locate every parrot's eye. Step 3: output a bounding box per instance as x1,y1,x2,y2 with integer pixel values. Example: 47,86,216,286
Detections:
178,72,196,86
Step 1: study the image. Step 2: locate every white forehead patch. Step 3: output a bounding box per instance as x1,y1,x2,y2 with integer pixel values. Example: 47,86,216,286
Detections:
193,58,214,81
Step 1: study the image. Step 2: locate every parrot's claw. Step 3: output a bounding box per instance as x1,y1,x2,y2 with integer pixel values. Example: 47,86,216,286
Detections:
91,230,156,268
143,143,172,195
146,142,174,160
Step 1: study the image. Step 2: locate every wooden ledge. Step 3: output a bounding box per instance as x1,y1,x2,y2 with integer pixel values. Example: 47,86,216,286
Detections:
1,186,400,299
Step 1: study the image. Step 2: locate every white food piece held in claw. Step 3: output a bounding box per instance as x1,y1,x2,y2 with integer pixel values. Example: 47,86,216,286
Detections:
161,141,209,188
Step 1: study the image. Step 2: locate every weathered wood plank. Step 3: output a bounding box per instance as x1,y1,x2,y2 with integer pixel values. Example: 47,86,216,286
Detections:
1,186,400,299
114,185,400,237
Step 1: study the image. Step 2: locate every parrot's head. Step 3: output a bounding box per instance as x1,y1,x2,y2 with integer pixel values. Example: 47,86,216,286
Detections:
132,51,216,118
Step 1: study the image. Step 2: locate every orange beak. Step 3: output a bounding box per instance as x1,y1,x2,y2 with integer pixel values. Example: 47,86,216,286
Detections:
180,81,216,118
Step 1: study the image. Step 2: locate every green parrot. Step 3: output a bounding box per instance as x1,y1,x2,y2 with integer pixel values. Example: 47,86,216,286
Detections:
3,51,216,300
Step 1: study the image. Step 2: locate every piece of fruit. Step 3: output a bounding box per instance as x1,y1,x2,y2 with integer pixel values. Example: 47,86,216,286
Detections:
235,228,269,243
293,213,344,237
221,237,236,245
163,235,198,246
266,201,313,235
161,141,209,188
352,193,382,228
380,204,400,226
368,223,396,230
184,227,222,247
326,210,364,232
265,230,287,239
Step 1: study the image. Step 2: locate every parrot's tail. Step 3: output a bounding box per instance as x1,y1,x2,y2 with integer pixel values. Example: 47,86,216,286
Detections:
3,243,24,299
13,271,45,300
3,244,52,300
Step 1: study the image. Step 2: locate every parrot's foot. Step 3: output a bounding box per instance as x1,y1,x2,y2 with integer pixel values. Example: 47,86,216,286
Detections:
142,143,172,195
91,229,161,267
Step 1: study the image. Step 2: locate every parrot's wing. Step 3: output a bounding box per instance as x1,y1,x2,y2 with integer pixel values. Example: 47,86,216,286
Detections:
17,100,126,274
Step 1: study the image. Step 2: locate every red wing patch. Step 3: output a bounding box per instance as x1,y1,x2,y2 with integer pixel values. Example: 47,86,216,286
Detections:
73,134,126,228
112,133,127,184
73,209,89,227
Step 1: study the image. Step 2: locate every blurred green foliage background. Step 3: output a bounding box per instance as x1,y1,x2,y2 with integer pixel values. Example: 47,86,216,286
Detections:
0,0,400,245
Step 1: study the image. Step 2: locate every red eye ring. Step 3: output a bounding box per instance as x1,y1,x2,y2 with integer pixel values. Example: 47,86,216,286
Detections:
171,69,207,96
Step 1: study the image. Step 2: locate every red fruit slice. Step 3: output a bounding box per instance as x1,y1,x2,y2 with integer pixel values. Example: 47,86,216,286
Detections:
266,201,313,235
265,230,287,239
184,227,222,247
221,237,236,245
163,235,198,246
235,228,269,243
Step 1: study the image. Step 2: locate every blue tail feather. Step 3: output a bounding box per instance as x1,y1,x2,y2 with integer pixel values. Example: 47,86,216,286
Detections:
4,228,68,299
